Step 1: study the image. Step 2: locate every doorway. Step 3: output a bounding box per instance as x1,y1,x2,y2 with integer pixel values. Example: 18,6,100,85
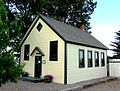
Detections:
35,56,42,78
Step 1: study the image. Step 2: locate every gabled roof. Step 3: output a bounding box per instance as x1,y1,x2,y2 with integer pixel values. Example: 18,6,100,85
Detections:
40,15,108,49
21,15,108,50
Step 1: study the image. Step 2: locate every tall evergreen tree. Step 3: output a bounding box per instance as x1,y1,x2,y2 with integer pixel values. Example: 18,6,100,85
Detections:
111,30,120,57
0,0,23,86
4,0,97,33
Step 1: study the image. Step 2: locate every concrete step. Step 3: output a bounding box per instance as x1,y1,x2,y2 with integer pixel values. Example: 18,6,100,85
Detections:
19,77,43,83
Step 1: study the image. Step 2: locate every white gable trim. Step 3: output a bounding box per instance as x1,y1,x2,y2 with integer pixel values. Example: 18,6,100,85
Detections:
20,15,39,46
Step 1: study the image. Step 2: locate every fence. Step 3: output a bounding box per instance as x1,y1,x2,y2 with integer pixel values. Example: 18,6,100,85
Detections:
109,59,120,77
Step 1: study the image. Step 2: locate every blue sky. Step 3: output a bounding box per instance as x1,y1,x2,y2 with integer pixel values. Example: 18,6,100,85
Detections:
90,0,120,56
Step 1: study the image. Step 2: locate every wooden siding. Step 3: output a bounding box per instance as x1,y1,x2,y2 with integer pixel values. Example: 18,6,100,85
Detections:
66,43,107,84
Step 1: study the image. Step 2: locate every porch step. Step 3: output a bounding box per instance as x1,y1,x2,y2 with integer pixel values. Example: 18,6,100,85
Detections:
19,77,43,83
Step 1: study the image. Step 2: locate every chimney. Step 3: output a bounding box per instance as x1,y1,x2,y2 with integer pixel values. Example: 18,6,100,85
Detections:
80,24,85,31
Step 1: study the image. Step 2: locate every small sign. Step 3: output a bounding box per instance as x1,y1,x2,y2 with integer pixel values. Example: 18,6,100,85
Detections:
42,60,46,64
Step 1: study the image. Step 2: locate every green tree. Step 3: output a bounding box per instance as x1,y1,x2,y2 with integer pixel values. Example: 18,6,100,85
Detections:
4,0,97,33
111,30,120,57
0,0,23,86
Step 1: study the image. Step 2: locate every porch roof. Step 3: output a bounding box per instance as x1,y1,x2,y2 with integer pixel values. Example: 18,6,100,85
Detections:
31,46,45,56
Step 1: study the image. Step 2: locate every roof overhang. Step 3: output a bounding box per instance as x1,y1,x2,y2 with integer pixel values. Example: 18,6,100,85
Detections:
66,41,108,50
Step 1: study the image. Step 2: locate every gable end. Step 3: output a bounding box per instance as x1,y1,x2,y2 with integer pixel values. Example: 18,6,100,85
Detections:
39,15,66,41
20,15,66,47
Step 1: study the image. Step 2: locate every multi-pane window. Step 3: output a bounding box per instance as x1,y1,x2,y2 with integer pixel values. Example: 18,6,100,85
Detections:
88,51,93,67
95,52,99,67
49,41,58,61
24,44,30,60
101,52,105,66
79,49,85,68
37,23,42,31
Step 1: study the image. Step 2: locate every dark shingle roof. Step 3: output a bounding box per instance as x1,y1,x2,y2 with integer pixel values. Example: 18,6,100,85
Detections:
40,15,108,49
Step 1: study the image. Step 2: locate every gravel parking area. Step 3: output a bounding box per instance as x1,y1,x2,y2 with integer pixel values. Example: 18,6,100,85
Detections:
80,79,120,91
0,77,119,91
0,81,67,91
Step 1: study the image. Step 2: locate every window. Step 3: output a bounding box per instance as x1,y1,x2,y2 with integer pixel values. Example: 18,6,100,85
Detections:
79,49,85,68
24,44,30,60
101,52,105,66
37,23,42,31
95,52,99,67
49,41,58,61
88,51,93,67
